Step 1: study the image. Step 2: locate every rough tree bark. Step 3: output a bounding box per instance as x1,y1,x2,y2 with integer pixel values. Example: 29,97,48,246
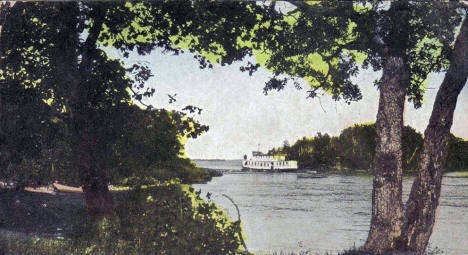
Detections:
0,2,9,130
78,133,114,219
0,2,14,173
75,4,114,219
398,17,468,253
65,3,113,219
363,2,413,252
364,55,409,253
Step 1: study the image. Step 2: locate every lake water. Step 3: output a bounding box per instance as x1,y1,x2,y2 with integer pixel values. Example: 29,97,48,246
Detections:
193,160,468,255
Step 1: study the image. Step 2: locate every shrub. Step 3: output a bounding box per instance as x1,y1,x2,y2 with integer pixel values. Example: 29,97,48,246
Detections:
71,184,249,255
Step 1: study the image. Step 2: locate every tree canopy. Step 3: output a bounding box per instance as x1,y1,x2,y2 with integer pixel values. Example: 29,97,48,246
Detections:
1,1,467,253
248,1,462,107
269,123,468,174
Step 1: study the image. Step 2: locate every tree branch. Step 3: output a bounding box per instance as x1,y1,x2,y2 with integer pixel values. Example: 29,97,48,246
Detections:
222,194,248,253
79,3,106,72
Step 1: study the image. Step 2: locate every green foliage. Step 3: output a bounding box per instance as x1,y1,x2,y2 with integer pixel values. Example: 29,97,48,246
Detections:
0,78,72,188
250,1,463,107
402,125,424,172
0,1,258,192
104,106,210,185
1,2,212,187
445,134,468,171
0,185,249,255
337,124,377,170
0,234,68,255
0,103,212,187
270,123,468,174
70,185,247,255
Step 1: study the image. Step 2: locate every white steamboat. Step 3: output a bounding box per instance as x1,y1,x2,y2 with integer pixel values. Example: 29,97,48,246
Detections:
242,151,298,171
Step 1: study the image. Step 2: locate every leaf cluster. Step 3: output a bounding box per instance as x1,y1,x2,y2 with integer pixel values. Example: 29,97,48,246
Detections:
71,185,248,255
250,1,464,107
0,2,213,187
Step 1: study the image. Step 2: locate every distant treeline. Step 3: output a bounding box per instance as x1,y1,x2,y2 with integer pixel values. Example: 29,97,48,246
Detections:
269,123,468,174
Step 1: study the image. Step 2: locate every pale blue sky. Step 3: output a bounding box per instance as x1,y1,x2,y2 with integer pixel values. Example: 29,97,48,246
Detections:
106,48,468,159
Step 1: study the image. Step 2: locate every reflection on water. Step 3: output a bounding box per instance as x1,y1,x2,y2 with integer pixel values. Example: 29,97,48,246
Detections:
193,161,468,255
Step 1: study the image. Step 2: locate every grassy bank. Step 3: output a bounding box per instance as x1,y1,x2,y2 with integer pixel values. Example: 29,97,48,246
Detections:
0,182,248,255
444,171,468,178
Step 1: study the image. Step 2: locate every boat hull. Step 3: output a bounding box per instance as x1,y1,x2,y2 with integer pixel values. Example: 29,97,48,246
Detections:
241,167,298,172
242,152,298,172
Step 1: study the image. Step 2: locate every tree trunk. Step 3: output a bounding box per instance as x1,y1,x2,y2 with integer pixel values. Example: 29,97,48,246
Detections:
0,2,15,177
364,56,409,253
0,2,13,137
68,76,114,219
76,131,114,219
82,183,114,219
398,17,468,253
66,3,113,219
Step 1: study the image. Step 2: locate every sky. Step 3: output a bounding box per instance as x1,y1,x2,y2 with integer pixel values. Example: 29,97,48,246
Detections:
106,48,468,160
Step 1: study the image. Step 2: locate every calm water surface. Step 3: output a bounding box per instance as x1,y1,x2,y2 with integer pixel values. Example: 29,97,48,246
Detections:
193,160,468,255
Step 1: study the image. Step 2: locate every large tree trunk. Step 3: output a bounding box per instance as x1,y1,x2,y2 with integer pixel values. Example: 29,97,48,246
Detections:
0,2,14,176
77,13,114,219
364,56,409,253
398,17,468,253
78,133,114,219
82,184,114,219
69,89,114,219
65,3,113,219
0,2,12,135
